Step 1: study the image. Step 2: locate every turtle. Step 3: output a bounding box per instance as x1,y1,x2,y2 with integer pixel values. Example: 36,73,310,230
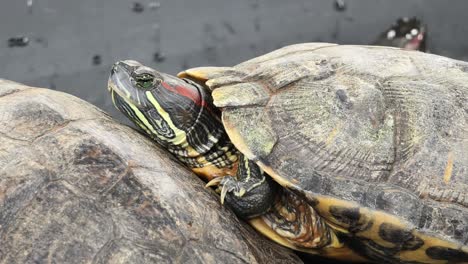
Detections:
0,79,302,264
374,17,427,52
107,43,468,263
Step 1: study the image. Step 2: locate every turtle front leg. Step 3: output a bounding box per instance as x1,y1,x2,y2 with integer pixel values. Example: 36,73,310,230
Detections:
207,154,348,254
207,154,279,219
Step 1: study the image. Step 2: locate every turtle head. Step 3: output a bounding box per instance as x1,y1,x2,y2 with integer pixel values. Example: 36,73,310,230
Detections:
376,17,427,52
108,60,206,146
108,60,238,179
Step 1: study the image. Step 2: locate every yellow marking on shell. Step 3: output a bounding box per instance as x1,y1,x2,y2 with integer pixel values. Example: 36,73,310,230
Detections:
397,235,462,264
248,217,366,262
443,151,454,184
146,91,188,146
312,195,468,263
177,67,231,82
313,196,403,247
325,124,341,146
325,221,351,235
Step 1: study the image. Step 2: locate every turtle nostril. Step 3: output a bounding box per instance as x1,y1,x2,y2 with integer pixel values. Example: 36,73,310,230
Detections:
111,61,132,74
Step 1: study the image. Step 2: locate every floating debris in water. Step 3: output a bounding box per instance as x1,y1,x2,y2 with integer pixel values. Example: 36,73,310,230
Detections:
152,23,161,31
49,72,58,90
8,36,29,47
92,55,102,65
149,2,161,10
250,0,259,9
153,52,165,62
222,21,236,35
334,0,346,11
181,60,189,70
132,2,144,13
34,37,48,48
254,17,261,32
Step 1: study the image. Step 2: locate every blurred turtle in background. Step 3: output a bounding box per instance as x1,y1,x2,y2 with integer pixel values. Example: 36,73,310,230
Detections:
374,17,427,52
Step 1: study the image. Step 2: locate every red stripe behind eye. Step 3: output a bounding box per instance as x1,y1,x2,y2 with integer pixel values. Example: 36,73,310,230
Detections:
161,81,208,108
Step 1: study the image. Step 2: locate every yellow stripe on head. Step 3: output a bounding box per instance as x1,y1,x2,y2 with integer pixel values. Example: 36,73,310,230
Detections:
145,91,189,146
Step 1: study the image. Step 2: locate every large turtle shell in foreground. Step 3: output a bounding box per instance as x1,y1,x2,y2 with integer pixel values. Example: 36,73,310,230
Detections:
0,80,302,264
186,43,468,262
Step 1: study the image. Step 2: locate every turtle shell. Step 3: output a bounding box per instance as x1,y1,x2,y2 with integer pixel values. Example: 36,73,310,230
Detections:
0,79,302,264
183,43,468,263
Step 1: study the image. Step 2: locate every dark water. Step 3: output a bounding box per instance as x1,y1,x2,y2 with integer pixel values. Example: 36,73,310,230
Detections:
1,1,467,263
1,0,468,124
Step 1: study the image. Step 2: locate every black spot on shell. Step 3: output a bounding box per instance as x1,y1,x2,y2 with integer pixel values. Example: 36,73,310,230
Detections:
302,193,319,207
330,206,359,225
346,238,400,263
336,89,348,102
336,89,353,109
426,246,468,262
378,223,424,250
329,206,372,233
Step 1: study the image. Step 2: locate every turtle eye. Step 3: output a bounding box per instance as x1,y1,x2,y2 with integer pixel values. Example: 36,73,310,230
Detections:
132,71,161,90
134,73,156,89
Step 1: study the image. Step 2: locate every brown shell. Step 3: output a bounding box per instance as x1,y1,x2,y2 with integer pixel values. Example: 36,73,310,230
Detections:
0,80,301,264
200,43,468,262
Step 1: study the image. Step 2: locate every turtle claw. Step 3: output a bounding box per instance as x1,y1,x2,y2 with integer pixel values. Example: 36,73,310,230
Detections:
206,176,237,204
205,177,223,188
220,184,229,204
219,177,239,204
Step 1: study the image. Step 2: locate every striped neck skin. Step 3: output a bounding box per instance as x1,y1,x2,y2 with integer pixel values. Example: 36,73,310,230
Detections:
108,60,238,178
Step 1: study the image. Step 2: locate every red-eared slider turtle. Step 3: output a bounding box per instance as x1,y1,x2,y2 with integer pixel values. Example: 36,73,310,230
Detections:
108,43,468,263
374,17,427,52
0,79,301,264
